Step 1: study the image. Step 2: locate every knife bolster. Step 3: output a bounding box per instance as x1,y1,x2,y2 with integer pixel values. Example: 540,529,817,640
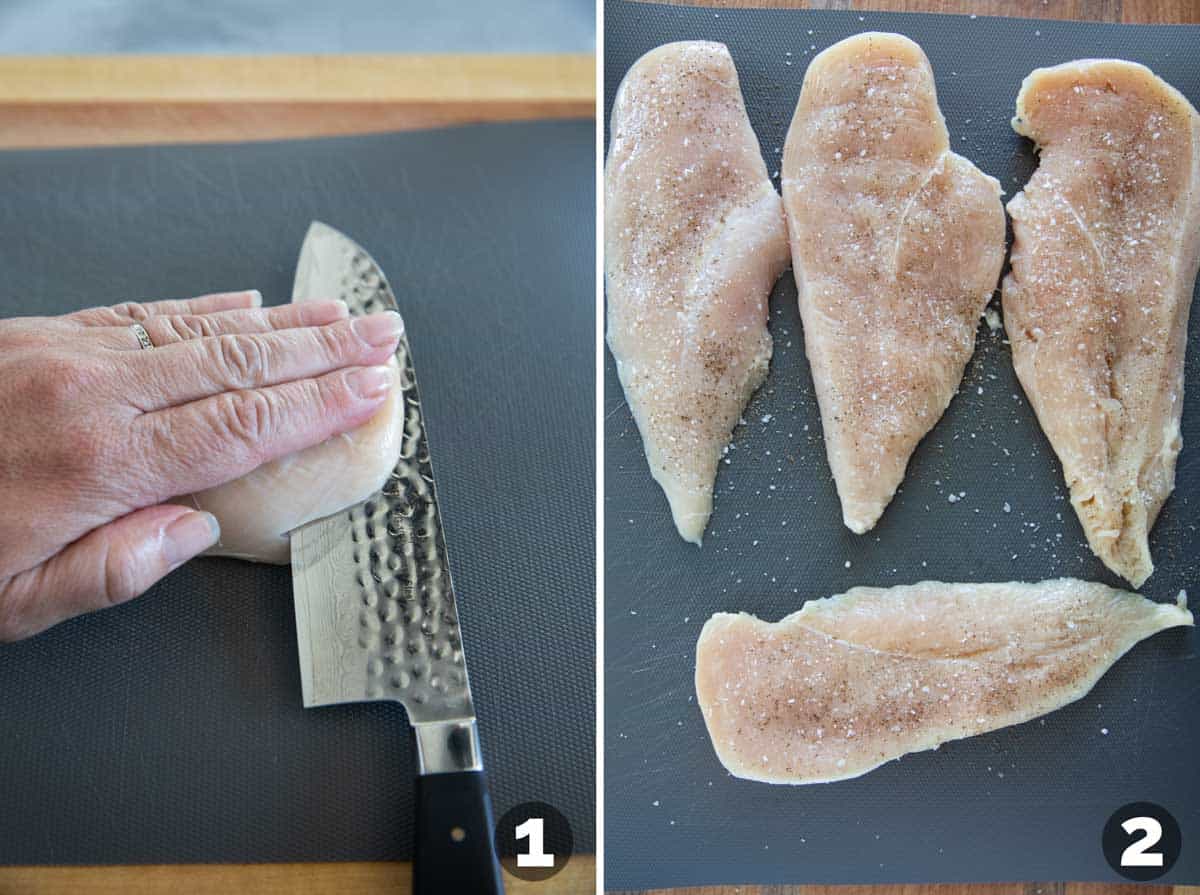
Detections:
414,719,483,774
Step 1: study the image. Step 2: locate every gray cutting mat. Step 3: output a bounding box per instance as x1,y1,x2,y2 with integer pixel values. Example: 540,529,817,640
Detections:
604,4,1199,889
0,121,594,863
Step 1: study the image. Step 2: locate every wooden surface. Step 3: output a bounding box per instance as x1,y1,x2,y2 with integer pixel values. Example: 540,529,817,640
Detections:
0,54,593,148
641,0,1198,21
621,1,1199,895
0,856,595,894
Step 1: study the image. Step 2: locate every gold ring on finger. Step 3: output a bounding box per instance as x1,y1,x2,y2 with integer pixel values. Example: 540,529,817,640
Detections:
130,322,154,350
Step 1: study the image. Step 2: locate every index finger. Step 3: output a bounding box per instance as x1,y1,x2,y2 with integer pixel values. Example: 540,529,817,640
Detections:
70,290,263,326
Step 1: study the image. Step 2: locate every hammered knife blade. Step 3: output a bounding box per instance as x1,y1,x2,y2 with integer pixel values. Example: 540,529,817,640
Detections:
289,220,504,894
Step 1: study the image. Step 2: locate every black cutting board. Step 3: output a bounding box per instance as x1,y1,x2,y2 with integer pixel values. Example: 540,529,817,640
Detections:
0,120,595,863
604,3,1199,889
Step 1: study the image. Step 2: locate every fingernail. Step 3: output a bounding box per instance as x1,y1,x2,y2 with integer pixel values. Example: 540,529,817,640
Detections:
163,511,220,568
351,311,404,347
346,364,395,400
246,289,263,307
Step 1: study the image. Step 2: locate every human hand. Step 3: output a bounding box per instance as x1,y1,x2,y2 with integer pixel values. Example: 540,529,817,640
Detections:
0,289,402,641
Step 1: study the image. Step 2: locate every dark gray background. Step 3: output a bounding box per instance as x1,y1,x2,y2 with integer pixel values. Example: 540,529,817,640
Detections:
0,120,595,863
604,4,1199,889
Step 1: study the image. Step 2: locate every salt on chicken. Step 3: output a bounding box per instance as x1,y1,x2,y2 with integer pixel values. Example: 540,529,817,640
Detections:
782,33,1006,534
696,578,1191,784
1003,59,1200,588
606,41,790,544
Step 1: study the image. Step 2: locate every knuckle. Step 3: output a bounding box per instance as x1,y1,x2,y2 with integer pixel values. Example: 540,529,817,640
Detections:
111,301,150,322
2,354,111,473
34,357,76,405
214,334,267,384
30,351,99,410
315,371,348,410
316,322,353,360
169,314,216,341
101,542,141,608
215,389,277,449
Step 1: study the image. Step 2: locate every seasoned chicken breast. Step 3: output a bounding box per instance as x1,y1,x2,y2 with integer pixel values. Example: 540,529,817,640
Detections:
782,33,1005,534
1003,60,1200,588
696,579,1192,784
180,328,404,565
606,41,790,544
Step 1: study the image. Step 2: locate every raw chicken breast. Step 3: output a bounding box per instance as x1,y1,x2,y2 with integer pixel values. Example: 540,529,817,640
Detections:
695,579,1191,784
1003,60,1200,588
180,330,404,565
606,41,790,544
782,33,1005,533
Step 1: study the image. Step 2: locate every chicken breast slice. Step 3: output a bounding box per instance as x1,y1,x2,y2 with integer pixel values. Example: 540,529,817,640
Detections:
696,579,1192,784
782,33,1005,534
605,41,790,544
179,321,404,565
1003,60,1200,588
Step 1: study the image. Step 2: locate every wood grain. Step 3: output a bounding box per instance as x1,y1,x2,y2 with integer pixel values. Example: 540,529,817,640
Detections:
0,54,594,148
0,855,595,894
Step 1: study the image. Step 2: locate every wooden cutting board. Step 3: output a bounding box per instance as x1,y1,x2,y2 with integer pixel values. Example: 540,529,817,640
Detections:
0,53,593,148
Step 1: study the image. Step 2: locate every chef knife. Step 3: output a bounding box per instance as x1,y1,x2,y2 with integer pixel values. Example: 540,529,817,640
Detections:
289,221,505,894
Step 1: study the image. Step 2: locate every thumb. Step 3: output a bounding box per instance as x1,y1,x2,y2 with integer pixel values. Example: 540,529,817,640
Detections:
0,505,219,642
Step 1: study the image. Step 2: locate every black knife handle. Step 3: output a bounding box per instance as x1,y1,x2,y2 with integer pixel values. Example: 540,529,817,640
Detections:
414,770,505,895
